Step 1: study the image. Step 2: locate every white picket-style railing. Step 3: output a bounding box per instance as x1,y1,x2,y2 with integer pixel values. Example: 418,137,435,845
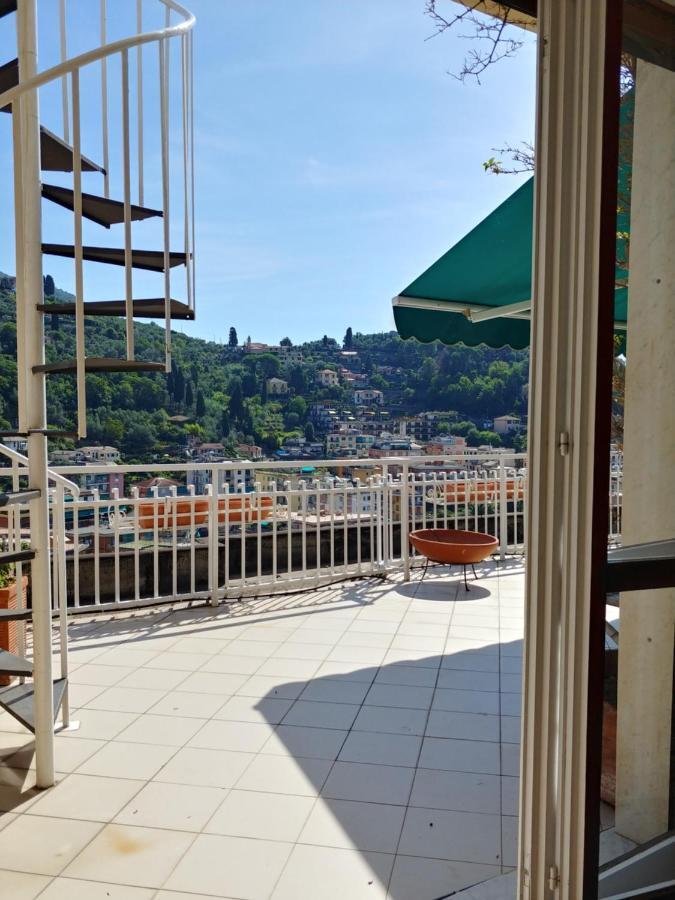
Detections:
0,450,624,614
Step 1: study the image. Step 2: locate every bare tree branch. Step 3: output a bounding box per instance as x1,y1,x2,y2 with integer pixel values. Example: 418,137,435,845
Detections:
483,141,535,175
425,0,524,84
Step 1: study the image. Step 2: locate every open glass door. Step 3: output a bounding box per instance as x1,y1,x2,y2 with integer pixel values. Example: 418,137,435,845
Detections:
589,3,675,896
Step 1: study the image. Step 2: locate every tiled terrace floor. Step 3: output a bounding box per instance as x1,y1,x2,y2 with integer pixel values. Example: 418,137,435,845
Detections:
0,559,525,900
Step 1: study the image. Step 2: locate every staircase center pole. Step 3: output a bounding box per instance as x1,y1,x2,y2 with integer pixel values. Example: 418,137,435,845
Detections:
14,0,55,788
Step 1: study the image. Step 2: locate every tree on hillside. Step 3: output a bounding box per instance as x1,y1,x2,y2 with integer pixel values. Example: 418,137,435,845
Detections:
304,421,315,442
221,408,231,438
228,327,238,347
196,389,206,418
185,382,194,408
289,366,306,394
280,336,292,347
43,274,55,296
343,327,353,350
322,335,330,348
228,378,245,422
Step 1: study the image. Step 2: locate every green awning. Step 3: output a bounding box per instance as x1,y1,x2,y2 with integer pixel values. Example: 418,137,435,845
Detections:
394,178,534,348
394,164,629,349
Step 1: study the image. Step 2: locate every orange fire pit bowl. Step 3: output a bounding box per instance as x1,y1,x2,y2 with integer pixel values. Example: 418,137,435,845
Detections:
409,528,499,589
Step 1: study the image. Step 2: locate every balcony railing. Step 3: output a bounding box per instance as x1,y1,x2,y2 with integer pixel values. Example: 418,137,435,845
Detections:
0,450,623,613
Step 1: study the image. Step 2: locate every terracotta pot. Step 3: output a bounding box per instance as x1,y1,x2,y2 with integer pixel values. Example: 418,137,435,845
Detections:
409,529,499,565
0,575,28,687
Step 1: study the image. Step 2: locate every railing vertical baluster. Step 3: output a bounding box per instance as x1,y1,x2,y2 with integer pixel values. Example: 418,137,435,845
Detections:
401,464,410,582
55,485,70,727
112,488,120,605
223,480,230,600
315,480,321,582
93,488,101,605
100,0,110,198
59,0,70,143
136,0,144,205
171,486,178,600
71,70,86,437
121,48,135,360
255,481,262,588
159,37,171,369
132,486,140,602
152,486,159,599
207,479,218,606
285,480,292,580
271,480,277,587
188,483,195,596
181,33,192,310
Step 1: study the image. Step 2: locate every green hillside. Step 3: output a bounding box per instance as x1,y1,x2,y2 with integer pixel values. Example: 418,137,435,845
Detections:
0,281,528,460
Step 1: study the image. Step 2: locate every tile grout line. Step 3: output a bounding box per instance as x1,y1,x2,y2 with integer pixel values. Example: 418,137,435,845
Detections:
384,572,460,899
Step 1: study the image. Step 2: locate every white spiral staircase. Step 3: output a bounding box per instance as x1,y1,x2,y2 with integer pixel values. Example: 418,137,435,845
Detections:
0,0,196,787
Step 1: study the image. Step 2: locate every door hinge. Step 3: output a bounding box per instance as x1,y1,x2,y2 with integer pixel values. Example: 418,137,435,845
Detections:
548,864,560,891
559,431,570,456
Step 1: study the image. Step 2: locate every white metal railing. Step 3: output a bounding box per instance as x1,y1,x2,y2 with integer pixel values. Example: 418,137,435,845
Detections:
0,451,624,615
0,444,79,726
1,0,196,437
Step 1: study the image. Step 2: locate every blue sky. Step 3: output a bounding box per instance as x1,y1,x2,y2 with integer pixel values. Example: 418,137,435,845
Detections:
0,0,536,345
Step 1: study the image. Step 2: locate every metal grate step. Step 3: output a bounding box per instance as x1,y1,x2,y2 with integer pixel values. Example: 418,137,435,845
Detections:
38,298,194,320
42,184,162,229
0,489,40,507
0,549,35,566
42,244,188,272
33,357,165,375
0,0,17,20
0,648,32,677
40,126,105,174
0,678,67,733
0,57,17,112
0,608,31,623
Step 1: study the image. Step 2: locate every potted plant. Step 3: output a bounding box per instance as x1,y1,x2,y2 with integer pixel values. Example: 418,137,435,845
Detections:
0,558,29,687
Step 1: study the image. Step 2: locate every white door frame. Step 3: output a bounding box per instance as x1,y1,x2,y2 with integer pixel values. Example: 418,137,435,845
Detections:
518,0,620,896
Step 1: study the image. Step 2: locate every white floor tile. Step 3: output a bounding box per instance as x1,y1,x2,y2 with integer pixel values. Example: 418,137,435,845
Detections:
338,731,422,767
433,688,500,715
77,741,176,780
214,694,294,724
262,724,348,760
154,747,254,789
37,878,154,899
322,761,414,805
166,833,293,899
188,719,274,753
353,705,428,736
205,789,314,842
148,690,228,719
418,737,501,775
282,700,360,730
0,871,50,900
63,823,194,888
0,814,102,875
27,773,143,822
387,857,501,900
410,769,501,814
235,753,332,796
365,684,434,710
270,843,393,900
115,714,205,747
426,710,500,743
299,798,405,853
398,807,502,865
115,780,226,831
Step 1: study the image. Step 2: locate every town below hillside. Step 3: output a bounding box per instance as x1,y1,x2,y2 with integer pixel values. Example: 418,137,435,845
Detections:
0,277,528,467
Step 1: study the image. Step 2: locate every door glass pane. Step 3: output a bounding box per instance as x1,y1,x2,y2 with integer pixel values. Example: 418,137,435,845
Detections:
597,5,675,897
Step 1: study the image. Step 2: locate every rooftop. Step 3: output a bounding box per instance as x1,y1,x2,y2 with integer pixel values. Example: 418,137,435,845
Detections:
0,561,524,899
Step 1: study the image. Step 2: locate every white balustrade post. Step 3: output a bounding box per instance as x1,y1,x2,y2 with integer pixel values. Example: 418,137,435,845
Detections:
14,0,55,788
207,476,218,606
499,451,508,560
401,463,410,582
